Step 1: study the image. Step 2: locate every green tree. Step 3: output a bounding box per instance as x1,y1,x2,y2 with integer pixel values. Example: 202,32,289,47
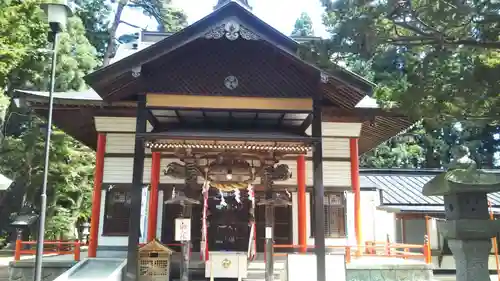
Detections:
0,119,95,239
74,0,112,58
12,16,100,91
0,11,98,240
72,0,188,65
298,0,500,169
291,12,314,37
360,121,500,169
360,128,425,169
0,0,45,126
316,0,500,123
103,0,188,66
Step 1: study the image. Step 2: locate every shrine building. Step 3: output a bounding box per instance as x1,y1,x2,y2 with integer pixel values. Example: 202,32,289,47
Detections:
15,1,414,280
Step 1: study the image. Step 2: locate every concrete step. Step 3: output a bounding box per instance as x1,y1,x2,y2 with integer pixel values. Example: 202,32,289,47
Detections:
244,260,284,281
243,279,281,281
243,276,281,281
244,269,283,281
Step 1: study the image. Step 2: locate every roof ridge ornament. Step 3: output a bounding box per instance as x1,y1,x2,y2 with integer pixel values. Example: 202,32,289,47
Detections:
131,65,141,78
320,72,329,83
214,0,252,10
204,19,259,41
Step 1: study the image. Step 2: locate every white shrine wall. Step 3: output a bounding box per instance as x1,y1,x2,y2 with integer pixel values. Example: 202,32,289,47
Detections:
94,116,362,248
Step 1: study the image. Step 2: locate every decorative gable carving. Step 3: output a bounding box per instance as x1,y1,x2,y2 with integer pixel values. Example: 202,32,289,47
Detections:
204,19,259,41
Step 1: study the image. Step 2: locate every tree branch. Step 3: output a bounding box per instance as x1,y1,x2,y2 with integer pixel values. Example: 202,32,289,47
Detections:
389,35,500,49
119,20,145,30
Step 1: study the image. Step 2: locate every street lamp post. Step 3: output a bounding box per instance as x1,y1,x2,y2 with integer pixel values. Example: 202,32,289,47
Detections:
33,3,72,281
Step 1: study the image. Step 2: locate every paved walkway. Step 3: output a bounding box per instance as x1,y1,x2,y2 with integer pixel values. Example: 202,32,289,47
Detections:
0,257,10,281
434,275,499,281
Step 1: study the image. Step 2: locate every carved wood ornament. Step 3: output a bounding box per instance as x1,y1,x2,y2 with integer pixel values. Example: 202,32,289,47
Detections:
204,20,259,41
163,150,292,192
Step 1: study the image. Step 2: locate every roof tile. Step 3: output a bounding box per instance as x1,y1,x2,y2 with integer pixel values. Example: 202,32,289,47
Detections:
360,170,500,206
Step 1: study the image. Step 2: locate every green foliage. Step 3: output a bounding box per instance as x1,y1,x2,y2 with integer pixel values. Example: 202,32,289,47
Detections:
0,9,98,239
1,121,94,239
102,0,188,65
318,0,500,123
12,17,99,92
291,12,314,37
360,121,500,169
309,0,500,168
128,0,187,32
74,0,112,57
360,135,425,168
0,0,46,125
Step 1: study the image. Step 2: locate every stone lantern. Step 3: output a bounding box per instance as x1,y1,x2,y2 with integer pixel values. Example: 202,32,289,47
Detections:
422,146,500,281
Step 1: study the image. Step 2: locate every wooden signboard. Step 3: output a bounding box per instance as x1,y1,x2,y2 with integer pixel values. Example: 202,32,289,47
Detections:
175,218,191,241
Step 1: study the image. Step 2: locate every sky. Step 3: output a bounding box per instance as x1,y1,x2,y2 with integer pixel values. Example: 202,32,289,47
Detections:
117,0,329,38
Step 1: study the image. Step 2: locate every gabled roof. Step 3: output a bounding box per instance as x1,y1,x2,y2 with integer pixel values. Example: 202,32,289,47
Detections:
14,2,414,151
15,88,412,152
84,1,374,101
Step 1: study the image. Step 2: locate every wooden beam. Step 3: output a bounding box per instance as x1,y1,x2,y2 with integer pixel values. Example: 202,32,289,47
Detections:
312,90,326,281
146,93,313,111
322,106,408,122
126,95,147,281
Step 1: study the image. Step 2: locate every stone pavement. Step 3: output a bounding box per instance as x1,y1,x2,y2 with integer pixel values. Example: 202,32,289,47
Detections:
434,275,499,281
0,256,13,281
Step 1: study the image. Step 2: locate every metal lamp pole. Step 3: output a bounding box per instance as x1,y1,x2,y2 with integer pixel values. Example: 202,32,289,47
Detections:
33,27,59,281
33,3,72,281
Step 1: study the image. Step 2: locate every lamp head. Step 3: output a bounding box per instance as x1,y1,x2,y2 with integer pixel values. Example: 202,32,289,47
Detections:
40,1,73,33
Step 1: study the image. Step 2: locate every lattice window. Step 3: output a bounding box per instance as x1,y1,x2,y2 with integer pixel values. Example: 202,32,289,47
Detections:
103,188,131,235
323,193,345,238
311,192,346,238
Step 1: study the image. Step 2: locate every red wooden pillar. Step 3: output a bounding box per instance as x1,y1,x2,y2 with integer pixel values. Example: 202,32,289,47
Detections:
88,133,106,258
349,138,362,254
147,152,161,242
297,154,307,253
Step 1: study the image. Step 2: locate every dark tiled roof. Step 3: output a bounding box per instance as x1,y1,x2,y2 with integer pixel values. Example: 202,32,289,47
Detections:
360,169,500,207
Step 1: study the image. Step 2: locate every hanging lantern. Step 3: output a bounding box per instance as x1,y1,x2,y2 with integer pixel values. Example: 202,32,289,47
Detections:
257,192,292,207
165,189,200,206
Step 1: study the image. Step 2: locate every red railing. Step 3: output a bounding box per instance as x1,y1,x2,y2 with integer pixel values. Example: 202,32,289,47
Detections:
363,238,431,263
14,239,81,261
271,238,431,264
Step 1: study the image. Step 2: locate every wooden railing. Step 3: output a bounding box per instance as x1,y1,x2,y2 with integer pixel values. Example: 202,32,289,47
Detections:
363,237,431,263
272,237,431,264
14,239,81,261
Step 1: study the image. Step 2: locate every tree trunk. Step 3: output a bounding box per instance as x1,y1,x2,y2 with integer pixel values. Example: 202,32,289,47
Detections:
70,194,85,239
102,0,128,66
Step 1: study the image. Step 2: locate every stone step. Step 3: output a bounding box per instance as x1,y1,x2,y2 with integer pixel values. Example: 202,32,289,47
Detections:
244,276,281,280
245,261,284,281
242,277,281,281
244,270,282,281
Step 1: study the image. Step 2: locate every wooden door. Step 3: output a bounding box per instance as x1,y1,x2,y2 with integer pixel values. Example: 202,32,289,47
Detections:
207,191,250,252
